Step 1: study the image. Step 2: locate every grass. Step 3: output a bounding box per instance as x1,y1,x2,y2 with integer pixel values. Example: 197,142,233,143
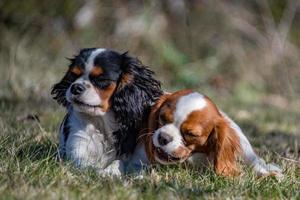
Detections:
0,95,299,200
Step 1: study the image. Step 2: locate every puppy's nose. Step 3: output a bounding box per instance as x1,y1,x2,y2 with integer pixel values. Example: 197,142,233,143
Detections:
158,132,173,146
70,83,85,95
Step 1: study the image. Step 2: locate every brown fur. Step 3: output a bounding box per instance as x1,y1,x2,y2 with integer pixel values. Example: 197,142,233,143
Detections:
90,66,104,77
70,66,83,76
213,118,241,176
118,73,134,89
144,94,171,163
144,90,242,177
95,83,117,112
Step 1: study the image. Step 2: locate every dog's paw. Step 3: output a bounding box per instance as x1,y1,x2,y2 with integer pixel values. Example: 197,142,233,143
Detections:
98,160,124,177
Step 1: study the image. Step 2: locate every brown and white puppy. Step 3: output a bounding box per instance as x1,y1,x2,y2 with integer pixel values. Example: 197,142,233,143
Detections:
51,48,163,175
144,90,283,177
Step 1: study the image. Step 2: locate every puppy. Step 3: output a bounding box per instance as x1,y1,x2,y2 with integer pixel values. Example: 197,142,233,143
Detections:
51,48,163,175
144,90,283,177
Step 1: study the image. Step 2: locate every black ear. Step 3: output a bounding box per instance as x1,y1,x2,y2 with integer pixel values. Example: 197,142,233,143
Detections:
111,52,163,155
51,58,77,107
51,72,71,107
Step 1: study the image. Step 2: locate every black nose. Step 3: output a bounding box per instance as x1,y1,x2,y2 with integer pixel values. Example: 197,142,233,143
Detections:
70,83,85,95
158,132,173,146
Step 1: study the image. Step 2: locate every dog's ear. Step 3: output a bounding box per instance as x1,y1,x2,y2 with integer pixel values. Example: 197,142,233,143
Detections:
51,58,77,107
148,94,171,131
212,118,242,176
144,94,170,163
111,52,163,155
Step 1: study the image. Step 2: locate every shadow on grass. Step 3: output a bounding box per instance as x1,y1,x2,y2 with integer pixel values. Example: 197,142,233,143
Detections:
16,139,58,162
238,120,300,158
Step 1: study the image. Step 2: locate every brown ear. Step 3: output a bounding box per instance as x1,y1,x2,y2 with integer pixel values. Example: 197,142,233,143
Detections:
144,93,171,163
213,117,242,176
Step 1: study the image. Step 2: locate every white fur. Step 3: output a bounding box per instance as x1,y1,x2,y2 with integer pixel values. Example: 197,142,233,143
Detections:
174,92,207,126
66,79,101,103
61,108,123,175
85,48,105,73
66,80,105,116
98,160,124,177
153,124,183,153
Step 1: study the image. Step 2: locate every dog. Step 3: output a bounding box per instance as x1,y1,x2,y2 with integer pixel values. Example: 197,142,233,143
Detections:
51,48,163,175
143,90,283,177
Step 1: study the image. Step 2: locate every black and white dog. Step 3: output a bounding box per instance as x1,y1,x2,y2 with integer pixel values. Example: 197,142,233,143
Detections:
51,48,163,175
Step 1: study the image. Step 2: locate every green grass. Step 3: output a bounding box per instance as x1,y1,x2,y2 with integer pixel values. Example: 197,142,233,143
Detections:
0,97,299,200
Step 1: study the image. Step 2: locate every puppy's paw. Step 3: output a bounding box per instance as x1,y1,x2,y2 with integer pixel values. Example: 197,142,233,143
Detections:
98,160,124,177
257,170,284,181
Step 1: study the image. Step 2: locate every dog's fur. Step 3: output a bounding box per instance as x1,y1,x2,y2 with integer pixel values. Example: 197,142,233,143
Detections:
144,90,283,178
51,48,163,175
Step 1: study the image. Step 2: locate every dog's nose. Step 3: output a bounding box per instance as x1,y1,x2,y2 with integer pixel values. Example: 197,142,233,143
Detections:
70,83,85,95
158,132,173,146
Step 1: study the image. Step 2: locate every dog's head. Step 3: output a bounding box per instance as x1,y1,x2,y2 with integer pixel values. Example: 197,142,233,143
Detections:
52,48,163,154
145,90,241,175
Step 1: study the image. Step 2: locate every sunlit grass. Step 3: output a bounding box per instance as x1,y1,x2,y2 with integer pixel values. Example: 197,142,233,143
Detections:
0,99,299,199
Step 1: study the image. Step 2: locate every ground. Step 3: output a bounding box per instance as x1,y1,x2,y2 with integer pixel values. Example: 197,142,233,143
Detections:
0,95,299,200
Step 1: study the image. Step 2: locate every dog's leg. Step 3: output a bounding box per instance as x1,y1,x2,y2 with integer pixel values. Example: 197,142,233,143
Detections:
221,112,284,178
126,143,150,175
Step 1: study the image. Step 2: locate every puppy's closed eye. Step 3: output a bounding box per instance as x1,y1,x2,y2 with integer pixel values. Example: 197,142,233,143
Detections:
159,114,168,125
184,130,198,138
92,79,112,89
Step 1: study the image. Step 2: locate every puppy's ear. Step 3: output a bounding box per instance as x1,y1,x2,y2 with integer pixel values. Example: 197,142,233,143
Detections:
51,59,77,107
111,52,163,155
212,118,242,176
144,94,170,163
148,94,171,131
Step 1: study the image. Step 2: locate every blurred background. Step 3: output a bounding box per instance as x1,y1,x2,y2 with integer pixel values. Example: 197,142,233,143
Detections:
0,0,299,138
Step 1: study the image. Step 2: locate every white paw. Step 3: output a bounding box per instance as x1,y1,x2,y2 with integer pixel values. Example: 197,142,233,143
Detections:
99,160,124,177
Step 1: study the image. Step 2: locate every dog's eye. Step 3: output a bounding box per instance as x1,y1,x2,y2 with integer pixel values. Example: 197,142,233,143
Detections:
90,78,112,89
159,115,168,125
185,130,197,137
97,81,111,89
66,71,81,82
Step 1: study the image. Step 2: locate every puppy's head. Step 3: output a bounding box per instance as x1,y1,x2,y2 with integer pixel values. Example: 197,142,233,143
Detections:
51,48,119,115
51,48,162,117
146,90,240,172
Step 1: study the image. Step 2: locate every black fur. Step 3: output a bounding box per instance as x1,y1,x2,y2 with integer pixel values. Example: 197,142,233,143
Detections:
62,114,70,143
51,48,163,156
112,53,163,155
51,71,76,107
58,113,70,158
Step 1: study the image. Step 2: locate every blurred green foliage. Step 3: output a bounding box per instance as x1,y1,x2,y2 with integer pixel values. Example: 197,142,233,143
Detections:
0,0,299,107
